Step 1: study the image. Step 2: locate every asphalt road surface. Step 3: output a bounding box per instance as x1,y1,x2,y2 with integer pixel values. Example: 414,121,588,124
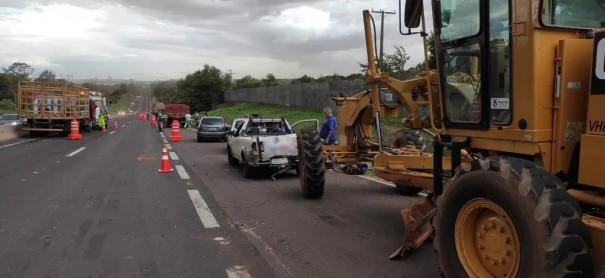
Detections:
0,112,439,277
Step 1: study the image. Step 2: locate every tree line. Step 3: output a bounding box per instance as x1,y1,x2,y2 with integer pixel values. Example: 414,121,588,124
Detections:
0,62,140,114
1,37,436,114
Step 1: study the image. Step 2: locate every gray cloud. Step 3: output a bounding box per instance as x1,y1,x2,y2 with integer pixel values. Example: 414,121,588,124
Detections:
0,0,431,80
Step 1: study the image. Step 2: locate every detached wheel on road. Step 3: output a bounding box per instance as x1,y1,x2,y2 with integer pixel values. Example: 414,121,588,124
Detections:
297,129,325,199
395,182,422,195
434,157,592,278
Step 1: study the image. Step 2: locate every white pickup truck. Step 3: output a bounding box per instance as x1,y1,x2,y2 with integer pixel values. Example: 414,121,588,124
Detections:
227,115,312,179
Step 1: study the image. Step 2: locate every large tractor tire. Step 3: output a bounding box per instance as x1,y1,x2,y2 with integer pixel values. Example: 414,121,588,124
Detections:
434,156,592,278
393,129,426,152
297,129,325,199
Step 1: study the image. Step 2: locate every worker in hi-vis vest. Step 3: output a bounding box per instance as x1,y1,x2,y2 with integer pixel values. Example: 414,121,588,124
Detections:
98,112,105,130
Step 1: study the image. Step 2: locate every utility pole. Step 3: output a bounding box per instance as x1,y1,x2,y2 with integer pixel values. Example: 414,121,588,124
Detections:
371,9,396,65
227,69,235,89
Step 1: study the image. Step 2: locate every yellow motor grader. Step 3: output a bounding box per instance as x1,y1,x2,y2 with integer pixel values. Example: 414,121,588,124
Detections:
296,0,605,276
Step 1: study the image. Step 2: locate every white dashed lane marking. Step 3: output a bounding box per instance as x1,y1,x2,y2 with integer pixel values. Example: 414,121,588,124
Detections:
187,190,220,229
66,147,86,157
175,165,190,179
165,144,172,150
169,152,179,160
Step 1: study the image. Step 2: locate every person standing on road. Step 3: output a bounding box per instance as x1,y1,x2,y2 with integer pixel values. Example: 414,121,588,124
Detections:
160,111,168,131
184,112,192,128
104,111,109,129
193,111,200,126
98,112,106,130
320,107,337,145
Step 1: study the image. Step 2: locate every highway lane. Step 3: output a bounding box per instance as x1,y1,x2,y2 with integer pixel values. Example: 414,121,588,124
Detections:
0,116,274,277
171,128,440,278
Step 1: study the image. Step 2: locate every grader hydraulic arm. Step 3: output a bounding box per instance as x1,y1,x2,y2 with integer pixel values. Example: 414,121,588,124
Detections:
325,10,450,259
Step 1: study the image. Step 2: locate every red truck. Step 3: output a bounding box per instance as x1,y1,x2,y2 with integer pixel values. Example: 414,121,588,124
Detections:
164,104,190,127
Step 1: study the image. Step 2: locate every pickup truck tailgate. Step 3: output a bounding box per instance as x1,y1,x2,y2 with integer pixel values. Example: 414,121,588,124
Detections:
260,134,297,158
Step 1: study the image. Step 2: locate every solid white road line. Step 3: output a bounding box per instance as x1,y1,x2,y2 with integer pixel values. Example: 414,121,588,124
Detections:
0,138,37,149
169,152,179,160
175,165,190,179
165,144,172,150
109,131,116,135
187,190,220,228
226,266,252,278
66,147,86,157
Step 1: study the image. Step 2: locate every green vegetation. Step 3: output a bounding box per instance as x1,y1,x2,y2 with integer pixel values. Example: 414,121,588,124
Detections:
208,103,324,130
0,99,17,115
208,102,411,143
107,94,130,114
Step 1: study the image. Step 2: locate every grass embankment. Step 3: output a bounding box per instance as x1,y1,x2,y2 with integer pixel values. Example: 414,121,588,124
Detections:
108,95,132,115
209,102,412,143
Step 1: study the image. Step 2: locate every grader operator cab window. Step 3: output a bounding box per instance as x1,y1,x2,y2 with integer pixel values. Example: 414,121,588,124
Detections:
439,0,480,42
442,44,482,124
541,0,605,29
437,0,512,128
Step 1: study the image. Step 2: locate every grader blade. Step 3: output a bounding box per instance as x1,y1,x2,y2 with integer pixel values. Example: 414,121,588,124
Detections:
389,196,436,259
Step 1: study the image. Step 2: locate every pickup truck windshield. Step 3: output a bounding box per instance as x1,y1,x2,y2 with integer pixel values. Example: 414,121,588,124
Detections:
541,0,605,29
246,120,289,135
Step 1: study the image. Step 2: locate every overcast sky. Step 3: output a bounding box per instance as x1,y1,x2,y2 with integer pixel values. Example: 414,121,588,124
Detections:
0,0,431,81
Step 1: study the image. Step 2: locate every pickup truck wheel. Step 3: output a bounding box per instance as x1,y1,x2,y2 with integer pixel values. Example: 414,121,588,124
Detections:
227,148,239,166
298,129,325,199
241,152,253,178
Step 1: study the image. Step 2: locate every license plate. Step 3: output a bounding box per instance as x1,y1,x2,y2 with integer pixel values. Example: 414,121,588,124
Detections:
271,158,288,165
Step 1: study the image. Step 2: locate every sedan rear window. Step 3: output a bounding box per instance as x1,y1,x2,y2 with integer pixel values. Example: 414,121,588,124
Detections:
201,118,223,125
0,114,18,120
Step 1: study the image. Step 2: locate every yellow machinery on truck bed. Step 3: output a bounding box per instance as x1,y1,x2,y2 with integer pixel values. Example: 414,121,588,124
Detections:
18,81,92,135
296,0,605,276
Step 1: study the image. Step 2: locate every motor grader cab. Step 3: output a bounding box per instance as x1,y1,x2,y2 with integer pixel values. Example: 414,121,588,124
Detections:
295,0,605,276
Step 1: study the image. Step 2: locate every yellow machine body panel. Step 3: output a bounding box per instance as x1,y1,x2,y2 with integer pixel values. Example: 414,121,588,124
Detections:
579,134,605,188
578,29,605,189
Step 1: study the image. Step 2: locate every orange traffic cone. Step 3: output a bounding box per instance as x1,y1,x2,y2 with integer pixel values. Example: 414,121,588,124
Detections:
158,145,174,173
150,115,156,126
102,124,106,133
169,120,182,142
67,119,82,140
142,113,147,122
114,121,118,129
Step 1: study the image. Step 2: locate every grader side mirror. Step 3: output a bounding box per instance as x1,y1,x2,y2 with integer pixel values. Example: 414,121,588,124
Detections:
402,0,423,29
